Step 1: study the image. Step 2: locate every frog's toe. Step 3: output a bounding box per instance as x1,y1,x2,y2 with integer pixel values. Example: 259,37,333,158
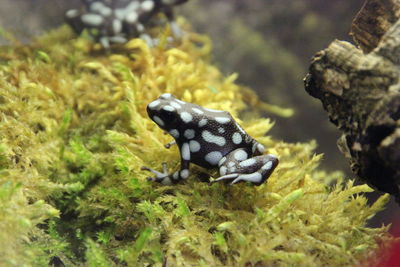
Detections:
230,172,265,185
141,166,165,177
210,173,239,184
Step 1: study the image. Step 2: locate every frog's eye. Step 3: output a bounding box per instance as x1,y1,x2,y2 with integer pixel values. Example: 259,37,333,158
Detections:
159,109,177,124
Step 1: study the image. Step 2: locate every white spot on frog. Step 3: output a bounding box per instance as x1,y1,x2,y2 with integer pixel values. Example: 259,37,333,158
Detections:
113,19,122,34
262,161,273,170
148,99,160,109
180,112,193,123
141,0,155,11
204,107,225,113
163,105,175,112
181,143,190,160
198,119,207,127
82,14,104,26
232,132,242,144
234,150,248,161
66,9,79,18
160,93,172,99
239,158,256,167
192,108,204,115
169,129,179,138
202,130,226,146
205,151,223,165
153,115,165,127
257,143,265,153
180,169,189,179
189,140,201,152
125,12,138,24
215,117,230,124
184,129,195,139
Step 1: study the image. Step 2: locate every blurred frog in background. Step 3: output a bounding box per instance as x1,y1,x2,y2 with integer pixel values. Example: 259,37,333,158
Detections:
65,0,188,48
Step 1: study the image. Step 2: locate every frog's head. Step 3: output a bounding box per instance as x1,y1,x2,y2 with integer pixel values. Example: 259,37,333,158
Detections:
147,93,184,130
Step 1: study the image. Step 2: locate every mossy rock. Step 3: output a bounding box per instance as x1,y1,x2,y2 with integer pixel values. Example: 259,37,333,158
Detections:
0,24,393,266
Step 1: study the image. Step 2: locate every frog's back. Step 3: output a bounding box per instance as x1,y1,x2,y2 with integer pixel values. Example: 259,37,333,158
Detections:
174,102,255,168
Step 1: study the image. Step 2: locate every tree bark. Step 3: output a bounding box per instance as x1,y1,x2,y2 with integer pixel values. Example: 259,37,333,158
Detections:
351,0,400,53
305,0,400,201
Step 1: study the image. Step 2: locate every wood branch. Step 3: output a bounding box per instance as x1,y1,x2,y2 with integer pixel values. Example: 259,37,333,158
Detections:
351,0,400,52
305,0,400,201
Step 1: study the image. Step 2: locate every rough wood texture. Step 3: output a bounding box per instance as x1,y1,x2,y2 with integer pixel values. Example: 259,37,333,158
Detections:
305,0,400,201
351,0,400,52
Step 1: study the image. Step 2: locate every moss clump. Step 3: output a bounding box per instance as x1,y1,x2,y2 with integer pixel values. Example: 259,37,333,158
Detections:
0,24,393,266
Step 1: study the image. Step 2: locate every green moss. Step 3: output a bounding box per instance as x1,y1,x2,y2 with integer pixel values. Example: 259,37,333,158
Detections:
0,24,394,266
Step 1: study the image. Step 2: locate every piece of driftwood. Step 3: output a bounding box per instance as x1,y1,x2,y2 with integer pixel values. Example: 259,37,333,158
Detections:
305,0,400,201
351,0,400,53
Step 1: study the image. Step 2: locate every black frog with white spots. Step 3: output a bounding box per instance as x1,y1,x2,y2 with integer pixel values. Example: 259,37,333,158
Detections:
142,93,279,185
65,0,188,48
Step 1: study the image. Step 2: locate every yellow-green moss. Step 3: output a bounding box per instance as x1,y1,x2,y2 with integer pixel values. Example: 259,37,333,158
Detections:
0,24,393,266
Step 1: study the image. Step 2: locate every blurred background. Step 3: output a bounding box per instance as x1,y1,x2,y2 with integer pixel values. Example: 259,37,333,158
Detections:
1,0,398,226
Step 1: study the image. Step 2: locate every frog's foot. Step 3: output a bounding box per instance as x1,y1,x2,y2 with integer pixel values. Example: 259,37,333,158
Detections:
141,162,173,185
211,154,279,186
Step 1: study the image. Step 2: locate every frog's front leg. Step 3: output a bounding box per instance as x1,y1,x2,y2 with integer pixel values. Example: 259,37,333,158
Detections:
142,142,191,185
211,149,279,186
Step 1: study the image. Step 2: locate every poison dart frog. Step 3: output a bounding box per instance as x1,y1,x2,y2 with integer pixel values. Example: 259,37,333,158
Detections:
65,0,188,48
142,93,279,185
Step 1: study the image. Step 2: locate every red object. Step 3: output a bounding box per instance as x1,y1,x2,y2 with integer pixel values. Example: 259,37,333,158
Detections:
375,222,400,267
378,241,400,267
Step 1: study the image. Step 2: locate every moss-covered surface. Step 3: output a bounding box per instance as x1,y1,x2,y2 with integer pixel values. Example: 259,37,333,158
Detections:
0,24,394,266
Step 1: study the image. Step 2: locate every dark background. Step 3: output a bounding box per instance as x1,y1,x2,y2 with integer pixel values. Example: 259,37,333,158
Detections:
1,0,398,227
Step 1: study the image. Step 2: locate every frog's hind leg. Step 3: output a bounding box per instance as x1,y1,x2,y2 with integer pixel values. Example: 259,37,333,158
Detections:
211,151,279,186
